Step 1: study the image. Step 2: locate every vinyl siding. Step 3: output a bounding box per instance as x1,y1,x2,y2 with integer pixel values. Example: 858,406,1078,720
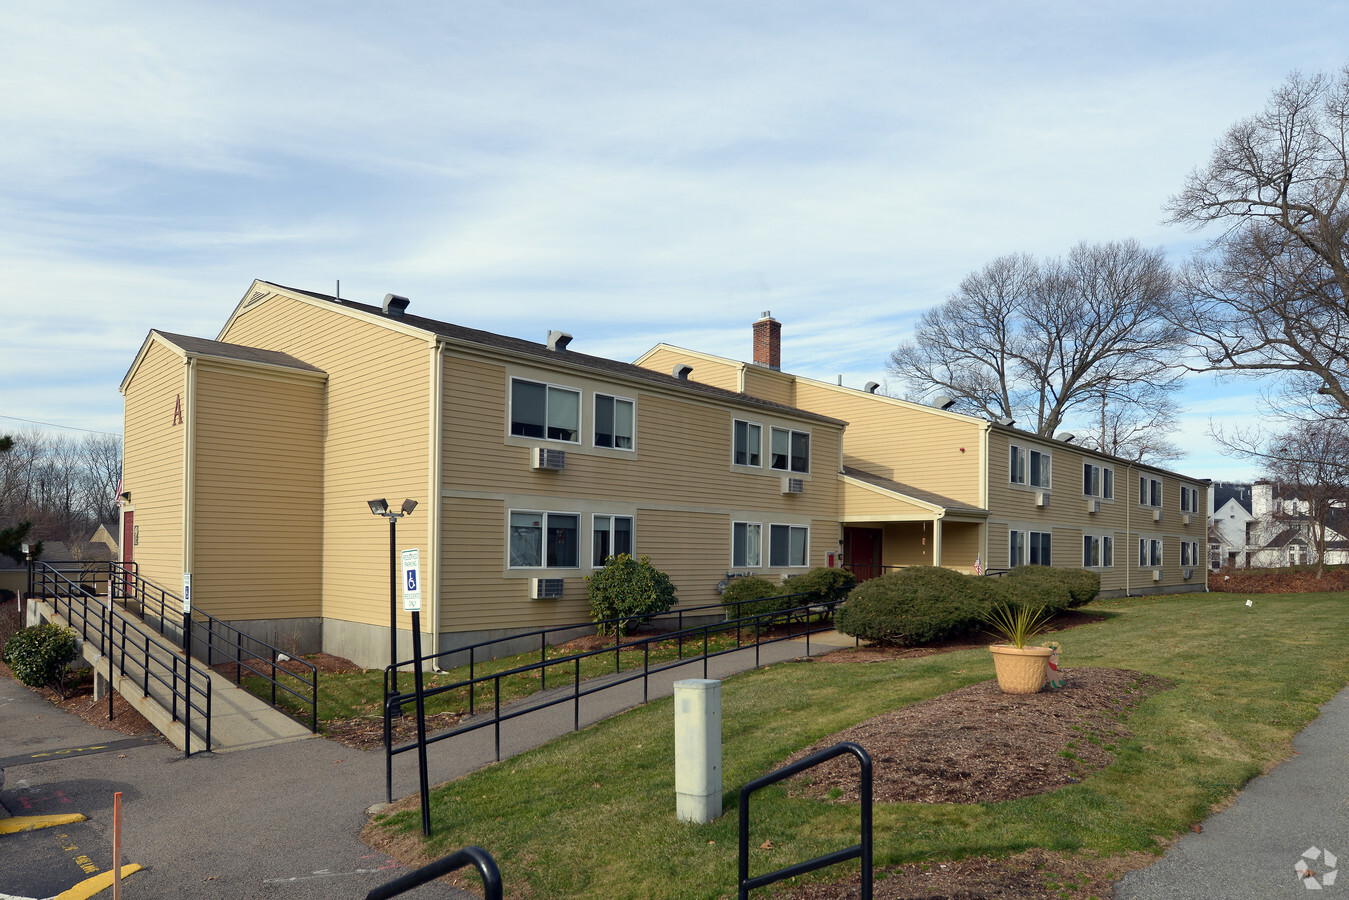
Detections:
634,346,742,393
121,340,186,592
220,294,433,631
189,361,323,621
840,479,934,519
741,367,795,407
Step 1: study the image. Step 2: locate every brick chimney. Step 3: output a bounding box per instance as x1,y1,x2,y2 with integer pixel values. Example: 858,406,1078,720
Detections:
752,312,780,370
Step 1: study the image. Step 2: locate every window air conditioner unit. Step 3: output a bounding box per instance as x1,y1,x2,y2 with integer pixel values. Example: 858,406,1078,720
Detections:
531,448,566,471
1035,491,1049,508
1152,569,1163,582
1086,499,1100,514
1183,513,1192,526
530,577,564,600
1183,568,1194,580
781,477,804,495
1152,508,1162,522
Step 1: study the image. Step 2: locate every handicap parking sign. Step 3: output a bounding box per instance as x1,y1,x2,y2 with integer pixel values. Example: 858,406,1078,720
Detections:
401,548,422,611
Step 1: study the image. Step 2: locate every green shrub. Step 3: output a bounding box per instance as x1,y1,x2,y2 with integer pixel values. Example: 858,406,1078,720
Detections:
585,554,677,637
1004,565,1100,609
788,566,857,604
835,567,986,646
3,622,78,696
721,575,798,622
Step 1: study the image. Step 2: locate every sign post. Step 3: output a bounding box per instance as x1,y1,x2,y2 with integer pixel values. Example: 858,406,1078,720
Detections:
402,549,432,837
181,573,192,655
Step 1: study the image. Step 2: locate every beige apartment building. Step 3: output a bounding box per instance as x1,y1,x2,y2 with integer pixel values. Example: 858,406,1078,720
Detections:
119,284,1207,669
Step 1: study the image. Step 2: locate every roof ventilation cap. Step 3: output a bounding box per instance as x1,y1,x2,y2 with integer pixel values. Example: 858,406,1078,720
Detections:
673,364,693,380
383,294,410,317
932,394,957,410
1055,432,1077,443
995,416,1016,427
547,330,572,352
864,381,880,394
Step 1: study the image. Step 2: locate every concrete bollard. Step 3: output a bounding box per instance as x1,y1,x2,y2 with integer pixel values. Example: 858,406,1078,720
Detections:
674,678,722,823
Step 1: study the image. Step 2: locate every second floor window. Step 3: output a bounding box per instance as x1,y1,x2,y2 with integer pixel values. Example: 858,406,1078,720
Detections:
733,420,761,467
1011,446,1050,488
770,427,810,473
511,378,580,443
1084,463,1113,499
594,394,635,450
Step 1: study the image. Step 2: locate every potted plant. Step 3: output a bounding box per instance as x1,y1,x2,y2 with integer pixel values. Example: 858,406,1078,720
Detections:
981,602,1054,694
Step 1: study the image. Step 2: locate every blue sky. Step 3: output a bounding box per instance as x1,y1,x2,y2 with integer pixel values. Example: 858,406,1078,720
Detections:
3,1,1347,482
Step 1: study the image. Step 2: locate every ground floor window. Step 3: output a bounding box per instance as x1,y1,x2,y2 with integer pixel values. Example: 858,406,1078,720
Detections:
1083,534,1113,568
769,524,809,567
732,521,762,568
1010,530,1052,566
592,515,633,566
1180,540,1201,567
509,510,580,568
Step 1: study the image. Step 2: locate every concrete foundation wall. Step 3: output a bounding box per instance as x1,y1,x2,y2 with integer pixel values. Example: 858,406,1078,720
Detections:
1099,582,1208,599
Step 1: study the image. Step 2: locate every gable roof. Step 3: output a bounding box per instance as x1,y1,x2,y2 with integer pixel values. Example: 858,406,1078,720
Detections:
842,465,987,516
1212,482,1253,515
239,282,845,428
120,328,326,392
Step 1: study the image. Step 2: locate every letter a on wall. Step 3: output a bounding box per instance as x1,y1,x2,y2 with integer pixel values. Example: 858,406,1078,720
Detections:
173,393,183,426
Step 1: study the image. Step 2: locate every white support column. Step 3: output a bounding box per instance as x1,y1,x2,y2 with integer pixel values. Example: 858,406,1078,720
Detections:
674,679,722,824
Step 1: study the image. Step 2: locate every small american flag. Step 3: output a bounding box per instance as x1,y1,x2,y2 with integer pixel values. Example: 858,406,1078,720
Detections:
973,554,982,576
113,468,122,504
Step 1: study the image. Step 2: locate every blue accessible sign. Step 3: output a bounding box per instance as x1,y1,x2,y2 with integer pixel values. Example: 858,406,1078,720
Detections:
401,549,422,612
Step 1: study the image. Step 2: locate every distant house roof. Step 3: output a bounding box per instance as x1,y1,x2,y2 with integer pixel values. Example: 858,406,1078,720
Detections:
1212,482,1253,515
257,282,847,428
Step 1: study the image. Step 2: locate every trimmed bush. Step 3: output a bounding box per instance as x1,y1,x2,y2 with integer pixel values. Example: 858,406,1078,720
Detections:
1004,565,1100,609
787,566,857,604
586,554,677,637
3,622,78,696
835,567,987,646
721,575,797,622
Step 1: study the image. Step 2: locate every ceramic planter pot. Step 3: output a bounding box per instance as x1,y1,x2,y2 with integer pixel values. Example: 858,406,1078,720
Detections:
988,644,1054,694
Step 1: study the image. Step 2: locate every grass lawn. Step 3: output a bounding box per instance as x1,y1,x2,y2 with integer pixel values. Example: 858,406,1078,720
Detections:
367,590,1349,899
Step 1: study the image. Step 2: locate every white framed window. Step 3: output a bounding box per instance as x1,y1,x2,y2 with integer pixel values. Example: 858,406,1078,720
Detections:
732,521,762,568
1209,543,1222,569
1029,530,1052,565
733,420,762,467
769,427,810,473
1138,537,1163,568
1180,540,1202,567
510,378,580,443
1083,534,1114,568
1010,529,1025,566
592,515,634,567
1011,445,1050,487
594,394,635,450
1180,485,1199,513
1140,476,1162,508
769,524,809,567
1084,463,1114,499
509,510,580,568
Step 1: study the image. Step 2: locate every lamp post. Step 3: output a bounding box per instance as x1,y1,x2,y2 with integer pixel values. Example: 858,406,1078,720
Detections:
369,498,418,706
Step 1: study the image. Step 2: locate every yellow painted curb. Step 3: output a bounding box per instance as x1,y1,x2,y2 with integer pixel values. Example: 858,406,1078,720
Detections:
0,813,87,834
54,863,142,900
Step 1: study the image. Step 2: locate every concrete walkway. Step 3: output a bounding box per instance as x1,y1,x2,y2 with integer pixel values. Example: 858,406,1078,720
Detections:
1,629,851,898
1116,681,1349,898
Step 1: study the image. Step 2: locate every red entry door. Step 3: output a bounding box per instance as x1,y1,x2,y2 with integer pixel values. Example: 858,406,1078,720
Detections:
844,527,883,581
121,510,134,598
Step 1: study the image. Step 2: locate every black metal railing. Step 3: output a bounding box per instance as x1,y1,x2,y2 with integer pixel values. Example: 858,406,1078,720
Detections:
842,563,907,582
54,561,318,733
32,563,212,757
365,846,502,900
383,593,850,801
738,741,873,899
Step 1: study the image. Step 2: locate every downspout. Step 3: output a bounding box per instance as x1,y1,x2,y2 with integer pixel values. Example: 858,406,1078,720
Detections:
980,421,991,571
428,340,446,670
1124,463,1132,597
182,356,198,591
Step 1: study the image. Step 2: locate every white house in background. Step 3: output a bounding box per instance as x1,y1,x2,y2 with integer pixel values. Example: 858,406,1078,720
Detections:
1209,481,1349,568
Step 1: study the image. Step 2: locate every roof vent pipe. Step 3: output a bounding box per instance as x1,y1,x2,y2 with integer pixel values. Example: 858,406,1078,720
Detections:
547,331,573,352
864,381,880,394
673,364,693,380
383,294,410,317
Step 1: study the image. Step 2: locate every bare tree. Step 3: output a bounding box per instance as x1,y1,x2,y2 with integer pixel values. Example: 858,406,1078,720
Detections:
79,433,123,528
1167,65,1349,411
889,240,1185,459
0,429,122,549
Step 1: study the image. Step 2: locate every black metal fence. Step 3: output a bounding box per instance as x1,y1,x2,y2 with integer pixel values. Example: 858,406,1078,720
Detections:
32,564,213,757
47,561,318,733
364,846,502,900
738,741,873,899
383,593,851,801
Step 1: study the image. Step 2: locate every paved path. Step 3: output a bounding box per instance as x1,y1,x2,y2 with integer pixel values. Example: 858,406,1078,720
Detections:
0,631,853,898
1116,682,1349,898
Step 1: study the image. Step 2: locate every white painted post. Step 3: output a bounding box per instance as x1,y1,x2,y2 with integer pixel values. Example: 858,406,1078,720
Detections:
674,678,722,823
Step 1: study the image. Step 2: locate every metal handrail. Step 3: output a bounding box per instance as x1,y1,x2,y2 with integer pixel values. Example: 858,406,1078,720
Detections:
32,563,212,757
56,561,318,733
364,846,502,900
738,741,873,899
383,594,849,801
